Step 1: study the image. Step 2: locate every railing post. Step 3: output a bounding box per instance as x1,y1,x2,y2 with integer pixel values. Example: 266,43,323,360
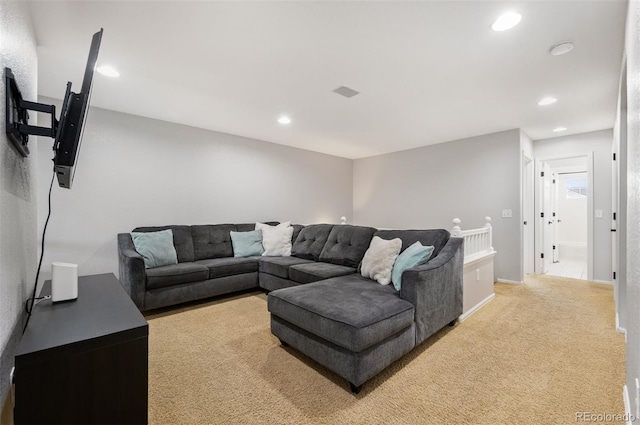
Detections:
452,218,462,237
485,216,493,252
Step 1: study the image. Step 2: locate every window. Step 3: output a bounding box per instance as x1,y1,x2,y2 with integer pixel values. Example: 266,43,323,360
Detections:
565,176,587,198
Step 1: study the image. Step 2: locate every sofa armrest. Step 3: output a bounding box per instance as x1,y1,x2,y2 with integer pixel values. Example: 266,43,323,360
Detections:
400,237,463,345
117,233,146,310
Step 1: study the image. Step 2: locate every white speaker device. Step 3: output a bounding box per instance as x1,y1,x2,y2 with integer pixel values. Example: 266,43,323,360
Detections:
51,262,78,302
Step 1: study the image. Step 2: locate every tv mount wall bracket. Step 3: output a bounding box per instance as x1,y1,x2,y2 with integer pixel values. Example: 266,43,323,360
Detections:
5,67,59,157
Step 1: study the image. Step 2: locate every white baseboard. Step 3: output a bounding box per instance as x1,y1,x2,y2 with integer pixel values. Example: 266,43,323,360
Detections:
592,279,613,285
616,312,627,337
623,385,633,425
496,278,523,285
459,293,495,322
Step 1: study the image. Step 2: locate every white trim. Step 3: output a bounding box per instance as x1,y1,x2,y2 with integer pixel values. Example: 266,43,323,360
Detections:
459,293,495,322
556,240,587,247
496,278,524,285
522,151,535,278
452,217,494,259
592,279,613,285
616,312,627,336
464,250,496,267
534,152,594,281
623,385,632,425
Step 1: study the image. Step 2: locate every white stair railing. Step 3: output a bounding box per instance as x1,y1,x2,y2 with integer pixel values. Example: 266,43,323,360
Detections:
452,217,495,264
452,216,497,320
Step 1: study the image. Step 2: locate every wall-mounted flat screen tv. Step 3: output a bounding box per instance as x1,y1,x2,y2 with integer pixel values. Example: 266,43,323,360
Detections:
53,29,103,189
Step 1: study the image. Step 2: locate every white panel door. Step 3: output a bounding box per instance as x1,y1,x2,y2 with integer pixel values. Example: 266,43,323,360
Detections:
542,163,554,273
552,171,559,263
523,155,534,274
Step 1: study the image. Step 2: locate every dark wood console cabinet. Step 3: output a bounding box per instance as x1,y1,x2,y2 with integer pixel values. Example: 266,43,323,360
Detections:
14,273,148,424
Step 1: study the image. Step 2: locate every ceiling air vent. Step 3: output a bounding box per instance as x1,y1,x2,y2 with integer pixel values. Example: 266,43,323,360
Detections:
333,86,360,98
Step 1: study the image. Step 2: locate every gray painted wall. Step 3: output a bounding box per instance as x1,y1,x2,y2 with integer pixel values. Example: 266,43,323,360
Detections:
0,0,38,405
533,129,613,282
353,129,522,282
35,100,353,284
624,0,640,417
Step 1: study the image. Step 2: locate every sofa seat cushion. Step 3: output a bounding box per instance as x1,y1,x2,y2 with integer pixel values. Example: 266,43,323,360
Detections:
146,263,209,290
288,262,356,284
194,257,259,279
268,274,415,352
258,256,314,279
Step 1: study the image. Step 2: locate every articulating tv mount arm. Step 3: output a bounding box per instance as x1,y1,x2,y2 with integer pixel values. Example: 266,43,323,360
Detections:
5,67,59,157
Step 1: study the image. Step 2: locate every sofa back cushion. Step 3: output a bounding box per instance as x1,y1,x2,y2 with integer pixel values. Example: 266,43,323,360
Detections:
373,229,450,258
292,224,334,261
131,225,195,263
191,224,236,260
291,224,304,244
319,225,376,268
235,221,279,232
235,222,303,244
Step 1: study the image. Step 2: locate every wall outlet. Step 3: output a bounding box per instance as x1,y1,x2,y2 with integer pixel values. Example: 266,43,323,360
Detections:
502,209,513,218
595,209,603,219
476,269,480,282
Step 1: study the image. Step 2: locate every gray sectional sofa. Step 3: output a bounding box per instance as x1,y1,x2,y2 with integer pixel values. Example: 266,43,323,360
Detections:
118,222,463,393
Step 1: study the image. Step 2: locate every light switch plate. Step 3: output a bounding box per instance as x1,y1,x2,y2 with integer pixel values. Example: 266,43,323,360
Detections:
502,209,513,218
595,209,603,219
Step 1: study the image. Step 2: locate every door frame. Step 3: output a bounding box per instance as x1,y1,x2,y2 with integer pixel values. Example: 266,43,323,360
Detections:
541,162,554,274
535,152,594,280
613,58,627,332
522,152,535,275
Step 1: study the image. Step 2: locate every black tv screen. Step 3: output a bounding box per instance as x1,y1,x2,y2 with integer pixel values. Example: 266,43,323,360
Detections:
54,29,103,189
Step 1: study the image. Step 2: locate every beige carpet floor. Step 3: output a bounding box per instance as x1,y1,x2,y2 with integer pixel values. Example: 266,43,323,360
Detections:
145,275,626,424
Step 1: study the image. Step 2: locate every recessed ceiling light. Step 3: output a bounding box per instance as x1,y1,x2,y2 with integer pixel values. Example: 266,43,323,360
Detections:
553,127,567,132
550,42,574,56
492,11,522,32
538,97,558,106
278,116,291,125
96,66,120,78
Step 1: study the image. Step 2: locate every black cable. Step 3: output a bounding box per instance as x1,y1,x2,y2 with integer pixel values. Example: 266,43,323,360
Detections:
23,166,55,334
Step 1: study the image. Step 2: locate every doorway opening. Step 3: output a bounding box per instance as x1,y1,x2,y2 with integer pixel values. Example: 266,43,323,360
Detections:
535,154,593,281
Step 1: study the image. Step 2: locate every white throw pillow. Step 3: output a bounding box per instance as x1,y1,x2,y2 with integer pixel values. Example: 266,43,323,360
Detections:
360,236,402,285
255,222,293,256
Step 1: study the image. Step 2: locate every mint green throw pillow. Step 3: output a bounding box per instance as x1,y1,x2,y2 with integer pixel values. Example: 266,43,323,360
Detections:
130,229,178,269
230,230,264,257
391,242,434,291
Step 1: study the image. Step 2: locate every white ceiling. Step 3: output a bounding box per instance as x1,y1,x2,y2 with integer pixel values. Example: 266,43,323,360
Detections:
27,1,627,159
